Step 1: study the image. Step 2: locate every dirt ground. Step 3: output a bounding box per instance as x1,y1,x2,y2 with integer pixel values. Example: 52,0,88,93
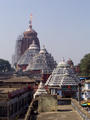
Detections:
37,105,82,120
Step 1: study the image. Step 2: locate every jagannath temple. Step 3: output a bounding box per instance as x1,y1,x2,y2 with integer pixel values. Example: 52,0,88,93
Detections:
12,14,40,67
45,61,80,98
12,15,80,99
12,14,57,78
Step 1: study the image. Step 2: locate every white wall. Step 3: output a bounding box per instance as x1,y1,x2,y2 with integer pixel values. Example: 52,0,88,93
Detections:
51,89,55,95
57,90,62,96
85,83,90,90
83,91,90,100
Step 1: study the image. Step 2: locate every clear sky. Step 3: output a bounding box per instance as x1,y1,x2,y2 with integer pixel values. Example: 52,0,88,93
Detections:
0,0,90,65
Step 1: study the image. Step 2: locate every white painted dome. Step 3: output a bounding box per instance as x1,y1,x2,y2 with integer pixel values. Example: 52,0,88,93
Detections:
29,40,39,50
39,46,47,54
58,61,70,67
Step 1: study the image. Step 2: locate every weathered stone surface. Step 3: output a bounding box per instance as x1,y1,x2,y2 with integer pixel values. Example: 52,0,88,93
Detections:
38,95,57,112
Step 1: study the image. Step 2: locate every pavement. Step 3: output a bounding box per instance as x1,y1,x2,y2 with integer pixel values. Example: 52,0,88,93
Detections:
37,105,82,120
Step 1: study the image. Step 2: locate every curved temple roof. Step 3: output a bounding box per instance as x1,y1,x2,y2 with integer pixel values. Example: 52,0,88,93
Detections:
45,61,80,87
33,82,47,98
17,41,39,65
26,47,57,73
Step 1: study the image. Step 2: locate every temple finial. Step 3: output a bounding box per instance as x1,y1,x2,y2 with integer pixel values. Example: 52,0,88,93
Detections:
29,14,32,29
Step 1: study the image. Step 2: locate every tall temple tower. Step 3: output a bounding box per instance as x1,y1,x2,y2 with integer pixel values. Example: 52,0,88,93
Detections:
12,14,40,67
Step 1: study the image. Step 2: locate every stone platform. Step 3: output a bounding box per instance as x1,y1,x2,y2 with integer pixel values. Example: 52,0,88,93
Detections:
37,105,82,120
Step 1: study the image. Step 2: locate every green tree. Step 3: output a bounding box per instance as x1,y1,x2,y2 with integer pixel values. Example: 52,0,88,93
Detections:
0,59,11,72
79,53,90,76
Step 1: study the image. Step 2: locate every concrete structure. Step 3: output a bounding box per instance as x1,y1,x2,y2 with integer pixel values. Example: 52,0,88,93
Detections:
45,61,80,98
0,87,33,120
82,80,90,100
0,76,36,120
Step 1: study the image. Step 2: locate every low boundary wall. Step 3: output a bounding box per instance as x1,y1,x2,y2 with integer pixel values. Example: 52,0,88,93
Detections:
25,97,90,120
24,99,34,120
71,99,90,120
24,99,38,120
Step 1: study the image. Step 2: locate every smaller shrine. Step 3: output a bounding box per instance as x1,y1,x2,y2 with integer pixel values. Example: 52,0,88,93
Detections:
33,82,47,98
26,47,57,82
45,61,80,98
17,41,39,70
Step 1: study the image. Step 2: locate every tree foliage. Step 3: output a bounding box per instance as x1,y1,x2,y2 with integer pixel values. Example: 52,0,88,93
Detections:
0,59,11,72
79,53,90,76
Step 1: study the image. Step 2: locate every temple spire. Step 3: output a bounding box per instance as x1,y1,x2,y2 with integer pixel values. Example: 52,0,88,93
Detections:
29,14,32,29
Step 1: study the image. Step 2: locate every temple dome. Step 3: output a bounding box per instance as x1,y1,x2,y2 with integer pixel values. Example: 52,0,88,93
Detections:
58,61,70,68
39,47,47,54
14,15,40,66
24,28,37,37
24,14,37,37
29,40,39,50
26,47,57,73
17,41,39,65
45,61,79,87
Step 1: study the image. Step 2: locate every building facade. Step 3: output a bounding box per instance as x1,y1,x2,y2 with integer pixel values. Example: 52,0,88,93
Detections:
0,87,33,120
0,76,36,120
82,80,90,100
45,61,80,98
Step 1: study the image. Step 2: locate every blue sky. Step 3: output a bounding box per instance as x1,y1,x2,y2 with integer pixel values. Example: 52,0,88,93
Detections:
0,0,90,65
